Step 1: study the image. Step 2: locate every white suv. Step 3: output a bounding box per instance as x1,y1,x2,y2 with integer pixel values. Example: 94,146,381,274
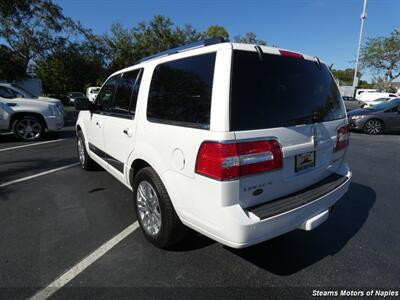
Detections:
75,39,352,249
0,85,64,141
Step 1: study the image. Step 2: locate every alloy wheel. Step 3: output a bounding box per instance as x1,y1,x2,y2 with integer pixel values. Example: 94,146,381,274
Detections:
136,181,162,236
15,118,42,140
365,120,383,135
77,137,86,165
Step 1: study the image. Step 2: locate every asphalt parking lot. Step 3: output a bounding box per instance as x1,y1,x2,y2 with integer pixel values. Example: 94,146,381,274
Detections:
0,122,399,299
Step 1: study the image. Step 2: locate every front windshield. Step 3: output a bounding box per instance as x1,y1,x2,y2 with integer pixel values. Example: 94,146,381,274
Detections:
13,85,37,98
366,99,399,111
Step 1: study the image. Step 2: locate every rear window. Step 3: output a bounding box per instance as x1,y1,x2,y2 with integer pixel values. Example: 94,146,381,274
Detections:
230,50,346,131
147,53,216,129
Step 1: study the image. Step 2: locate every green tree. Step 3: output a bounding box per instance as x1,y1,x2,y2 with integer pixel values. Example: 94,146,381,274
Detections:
0,45,26,81
104,23,136,72
0,0,92,75
203,25,229,39
34,43,106,95
105,16,204,72
329,68,361,86
361,28,400,85
234,32,267,45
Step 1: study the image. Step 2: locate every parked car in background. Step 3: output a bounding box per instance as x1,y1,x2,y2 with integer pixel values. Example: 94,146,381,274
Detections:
67,92,85,105
355,89,378,100
348,98,400,134
0,83,64,114
74,39,351,249
0,86,64,141
358,92,398,102
362,97,394,108
86,87,100,102
342,96,364,111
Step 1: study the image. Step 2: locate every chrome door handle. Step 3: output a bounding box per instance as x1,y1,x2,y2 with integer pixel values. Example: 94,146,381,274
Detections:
123,128,133,137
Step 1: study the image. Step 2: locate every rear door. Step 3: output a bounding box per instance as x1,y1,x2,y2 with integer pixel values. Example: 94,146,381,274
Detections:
230,49,347,208
103,68,143,182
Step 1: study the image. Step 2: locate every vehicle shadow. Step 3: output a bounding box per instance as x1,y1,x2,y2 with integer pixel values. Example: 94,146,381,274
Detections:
226,182,375,275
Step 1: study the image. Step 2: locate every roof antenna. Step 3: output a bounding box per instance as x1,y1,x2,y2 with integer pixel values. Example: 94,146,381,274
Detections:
255,45,263,61
315,57,322,69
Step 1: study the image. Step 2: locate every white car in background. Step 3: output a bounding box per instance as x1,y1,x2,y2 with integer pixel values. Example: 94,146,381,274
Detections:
86,87,100,102
358,91,398,102
355,89,378,100
0,85,64,141
362,97,396,108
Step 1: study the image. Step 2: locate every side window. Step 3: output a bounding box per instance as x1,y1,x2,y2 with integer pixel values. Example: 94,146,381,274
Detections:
96,76,119,111
0,87,15,99
112,68,142,116
147,53,216,129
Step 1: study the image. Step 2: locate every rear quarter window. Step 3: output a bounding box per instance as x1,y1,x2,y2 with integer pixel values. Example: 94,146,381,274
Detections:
230,50,346,131
147,53,216,129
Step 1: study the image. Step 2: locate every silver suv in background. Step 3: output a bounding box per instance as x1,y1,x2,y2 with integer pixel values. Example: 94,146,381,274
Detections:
0,85,64,141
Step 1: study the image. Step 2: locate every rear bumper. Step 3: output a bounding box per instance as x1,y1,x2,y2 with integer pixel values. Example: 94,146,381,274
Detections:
182,163,352,249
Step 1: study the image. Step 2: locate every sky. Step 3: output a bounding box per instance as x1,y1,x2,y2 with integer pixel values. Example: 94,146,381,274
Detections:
55,0,400,81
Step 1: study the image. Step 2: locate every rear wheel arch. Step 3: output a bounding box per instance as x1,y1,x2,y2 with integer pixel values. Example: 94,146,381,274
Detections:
129,159,151,187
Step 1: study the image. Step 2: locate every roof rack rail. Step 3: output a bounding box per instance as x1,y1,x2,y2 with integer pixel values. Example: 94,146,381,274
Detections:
138,37,228,63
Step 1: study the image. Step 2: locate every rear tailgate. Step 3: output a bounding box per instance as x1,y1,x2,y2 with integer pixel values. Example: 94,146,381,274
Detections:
230,48,348,208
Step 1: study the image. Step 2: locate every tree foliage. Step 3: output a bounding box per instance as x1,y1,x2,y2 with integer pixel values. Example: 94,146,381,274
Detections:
0,0,270,94
0,0,92,75
234,32,267,45
0,45,26,81
34,43,106,95
204,25,229,40
361,28,400,83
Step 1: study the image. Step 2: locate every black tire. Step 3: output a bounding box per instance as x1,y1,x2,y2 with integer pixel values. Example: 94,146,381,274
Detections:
363,119,384,135
77,131,98,170
133,167,187,248
12,115,44,141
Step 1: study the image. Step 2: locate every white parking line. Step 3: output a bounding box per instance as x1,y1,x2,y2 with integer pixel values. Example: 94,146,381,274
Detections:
0,139,66,153
29,221,140,300
0,162,79,188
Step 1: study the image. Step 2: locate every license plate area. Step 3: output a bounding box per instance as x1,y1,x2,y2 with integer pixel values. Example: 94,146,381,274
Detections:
295,151,315,172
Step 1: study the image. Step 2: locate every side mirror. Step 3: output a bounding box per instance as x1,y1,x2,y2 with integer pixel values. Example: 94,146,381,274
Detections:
74,98,93,111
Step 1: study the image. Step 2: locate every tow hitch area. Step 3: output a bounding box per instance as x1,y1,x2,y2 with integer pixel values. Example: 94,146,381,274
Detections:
299,209,329,231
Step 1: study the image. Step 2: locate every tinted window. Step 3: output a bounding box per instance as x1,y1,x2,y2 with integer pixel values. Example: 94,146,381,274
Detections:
147,53,216,129
230,50,346,131
96,76,119,111
112,69,142,115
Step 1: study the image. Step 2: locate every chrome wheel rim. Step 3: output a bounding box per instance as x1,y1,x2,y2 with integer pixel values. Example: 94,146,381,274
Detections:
365,120,382,134
77,138,85,165
137,181,161,236
16,119,41,140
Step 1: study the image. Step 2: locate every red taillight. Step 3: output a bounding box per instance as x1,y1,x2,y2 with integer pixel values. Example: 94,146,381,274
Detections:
195,140,283,181
279,50,304,59
335,125,350,151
